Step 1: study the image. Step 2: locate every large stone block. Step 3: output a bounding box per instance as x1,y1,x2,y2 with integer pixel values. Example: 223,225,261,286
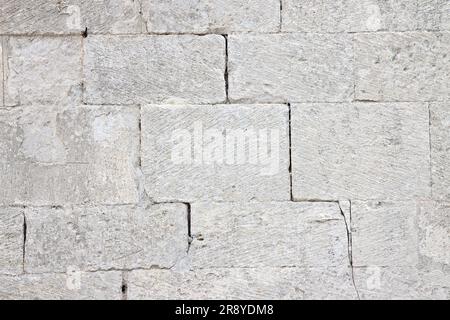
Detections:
25,203,188,273
142,0,280,33
189,202,349,268
291,103,431,200
282,0,417,32
141,104,290,202
128,267,358,300
3,37,82,106
430,102,450,200
0,207,23,275
0,105,139,205
0,0,143,34
352,201,450,268
354,267,450,300
355,32,450,101
228,34,353,103
0,271,122,300
84,35,225,105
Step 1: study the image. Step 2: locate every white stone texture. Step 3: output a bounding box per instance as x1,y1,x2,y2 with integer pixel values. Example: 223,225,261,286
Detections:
0,207,23,275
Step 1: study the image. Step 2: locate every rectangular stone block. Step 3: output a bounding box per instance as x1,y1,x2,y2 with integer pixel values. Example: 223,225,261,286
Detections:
352,201,419,267
3,37,82,106
354,267,450,300
0,105,139,205
355,32,450,101
0,271,122,300
282,0,417,32
142,104,290,202
0,207,23,275
228,34,353,103
0,0,143,34
128,267,358,300
84,35,225,105
430,102,450,200
291,103,431,200
142,0,280,33
189,202,349,268
25,203,188,273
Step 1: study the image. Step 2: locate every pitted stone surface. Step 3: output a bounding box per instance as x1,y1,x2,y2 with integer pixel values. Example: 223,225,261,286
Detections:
0,105,139,205
291,103,431,200
142,0,280,33
189,202,349,268
3,37,82,106
141,104,290,202
355,32,450,101
128,267,358,300
228,34,353,103
0,271,122,300
25,203,188,273
84,35,226,105
0,208,23,275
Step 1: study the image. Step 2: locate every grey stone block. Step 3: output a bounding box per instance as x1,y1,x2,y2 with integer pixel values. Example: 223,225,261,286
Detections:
0,0,143,34
84,35,226,105
430,102,450,200
355,32,450,101
418,0,450,31
3,37,82,106
189,202,349,268
128,267,358,299
0,271,122,300
0,207,23,275
25,203,188,273
228,34,353,103
0,105,139,205
141,104,290,202
142,0,280,33
291,103,431,200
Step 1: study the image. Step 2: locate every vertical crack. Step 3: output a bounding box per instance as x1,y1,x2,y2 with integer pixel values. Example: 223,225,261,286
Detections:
288,103,293,201
2,36,6,107
428,102,433,198
222,34,229,103
186,203,192,253
338,200,360,300
121,271,128,300
279,0,283,31
22,212,27,274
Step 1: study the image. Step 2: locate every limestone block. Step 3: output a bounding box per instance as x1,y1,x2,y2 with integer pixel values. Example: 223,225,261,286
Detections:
84,35,225,104
142,0,280,33
25,203,188,273
128,267,358,300
141,104,290,202
0,207,23,275
430,102,450,200
3,37,82,106
0,271,122,300
228,34,353,103
189,202,349,268
0,105,139,205
355,32,450,101
291,103,431,200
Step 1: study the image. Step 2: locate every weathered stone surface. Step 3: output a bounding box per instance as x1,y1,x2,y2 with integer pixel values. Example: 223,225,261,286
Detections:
0,0,143,34
418,0,450,31
0,105,139,205
291,103,431,200
84,35,225,105
189,202,348,268
354,267,450,300
0,39,3,107
352,201,419,267
128,267,358,300
25,203,188,273
3,37,82,106
141,104,290,202
0,207,23,275
0,271,122,300
228,34,353,103
355,32,450,101
282,0,417,32
430,102,450,200
142,0,280,33
353,201,450,268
